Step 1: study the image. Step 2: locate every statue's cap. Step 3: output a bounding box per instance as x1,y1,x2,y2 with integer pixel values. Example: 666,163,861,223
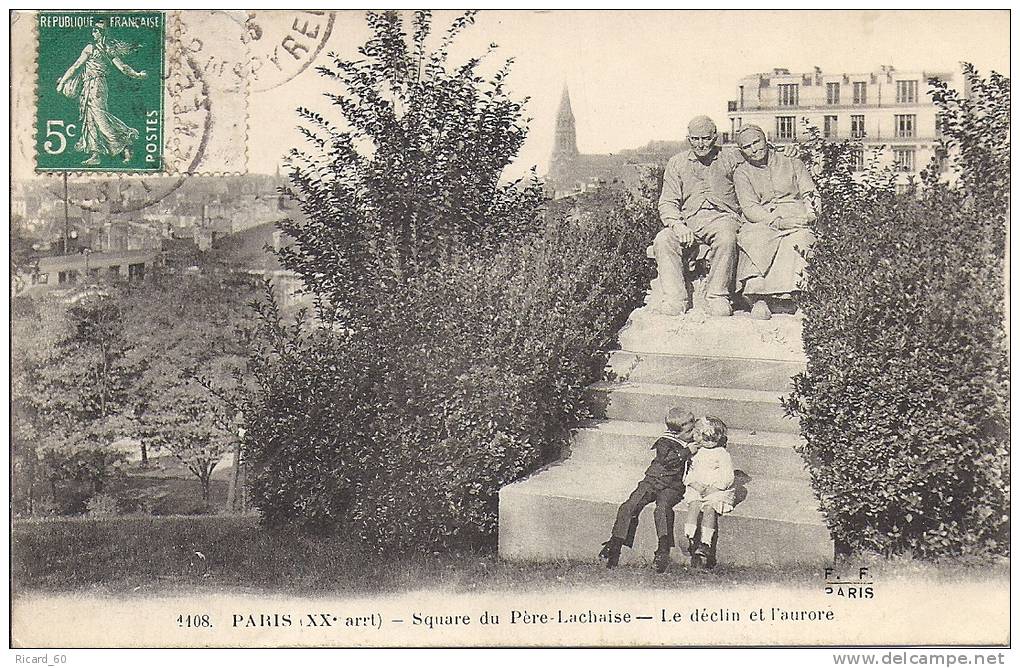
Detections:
688,115,717,135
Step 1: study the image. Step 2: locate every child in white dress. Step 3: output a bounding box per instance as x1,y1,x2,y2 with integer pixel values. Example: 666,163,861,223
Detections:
682,416,735,568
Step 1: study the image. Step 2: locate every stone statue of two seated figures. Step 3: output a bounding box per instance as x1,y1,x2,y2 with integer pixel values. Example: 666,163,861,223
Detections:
648,117,818,321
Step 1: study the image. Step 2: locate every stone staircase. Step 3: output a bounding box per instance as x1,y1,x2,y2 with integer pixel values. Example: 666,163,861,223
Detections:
498,307,833,568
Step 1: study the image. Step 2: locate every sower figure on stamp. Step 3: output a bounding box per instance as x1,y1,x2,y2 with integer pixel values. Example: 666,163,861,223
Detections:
599,408,696,573
651,116,745,317
56,20,148,166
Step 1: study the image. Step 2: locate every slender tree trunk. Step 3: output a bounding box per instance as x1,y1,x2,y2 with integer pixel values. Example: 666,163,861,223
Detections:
27,451,37,515
99,340,110,416
226,439,241,512
201,469,211,506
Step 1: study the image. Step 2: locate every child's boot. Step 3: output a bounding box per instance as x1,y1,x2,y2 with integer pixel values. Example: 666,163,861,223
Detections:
599,537,623,569
704,536,718,569
684,535,701,567
692,542,711,569
653,536,672,573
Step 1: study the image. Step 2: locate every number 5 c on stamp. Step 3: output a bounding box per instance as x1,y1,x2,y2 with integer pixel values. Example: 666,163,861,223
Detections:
36,11,164,172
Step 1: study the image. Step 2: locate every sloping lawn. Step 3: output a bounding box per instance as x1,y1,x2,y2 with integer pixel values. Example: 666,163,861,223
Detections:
11,515,1008,597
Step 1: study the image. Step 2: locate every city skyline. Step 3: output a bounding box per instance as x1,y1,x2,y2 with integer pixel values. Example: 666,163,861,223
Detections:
12,11,1009,182
249,10,1009,180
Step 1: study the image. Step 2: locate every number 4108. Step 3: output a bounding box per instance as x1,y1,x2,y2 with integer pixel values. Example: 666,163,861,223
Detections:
177,614,212,628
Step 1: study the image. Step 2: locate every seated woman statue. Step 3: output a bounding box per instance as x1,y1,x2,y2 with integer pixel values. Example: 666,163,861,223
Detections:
732,124,818,320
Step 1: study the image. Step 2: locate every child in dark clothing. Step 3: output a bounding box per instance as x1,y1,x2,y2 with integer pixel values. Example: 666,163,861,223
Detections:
599,407,697,573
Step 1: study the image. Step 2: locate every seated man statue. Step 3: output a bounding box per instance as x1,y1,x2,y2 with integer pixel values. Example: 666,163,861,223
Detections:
651,115,744,317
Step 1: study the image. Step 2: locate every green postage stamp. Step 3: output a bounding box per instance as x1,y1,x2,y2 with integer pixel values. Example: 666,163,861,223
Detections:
35,11,164,172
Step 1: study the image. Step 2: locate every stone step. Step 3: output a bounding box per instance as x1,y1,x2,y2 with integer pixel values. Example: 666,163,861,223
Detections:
591,382,799,434
607,351,804,392
499,459,832,567
569,420,809,481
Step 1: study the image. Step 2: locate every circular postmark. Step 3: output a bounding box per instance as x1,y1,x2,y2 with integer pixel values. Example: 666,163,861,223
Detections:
49,30,213,217
241,10,335,93
81,51,212,215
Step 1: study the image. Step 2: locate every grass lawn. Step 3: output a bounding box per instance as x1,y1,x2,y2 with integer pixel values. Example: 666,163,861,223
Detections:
115,476,229,514
11,515,1009,597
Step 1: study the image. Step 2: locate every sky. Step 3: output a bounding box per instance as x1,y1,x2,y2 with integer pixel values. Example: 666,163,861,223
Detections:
10,10,1010,182
248,10,1010,179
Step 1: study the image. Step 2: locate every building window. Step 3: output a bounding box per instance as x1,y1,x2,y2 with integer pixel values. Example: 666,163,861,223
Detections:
58,270,78,285
777,84,799,107
34,273,49,285
128,263,145,282
896,80,918,104
776,116,797,141
894,148,915,172
852,81,867,105
826,82,840,105
895,114,916,138
824,115,838,138
851,115,866,138
850,149,864,172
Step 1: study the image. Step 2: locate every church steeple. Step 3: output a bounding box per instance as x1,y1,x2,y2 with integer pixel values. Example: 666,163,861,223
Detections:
551,84,579,162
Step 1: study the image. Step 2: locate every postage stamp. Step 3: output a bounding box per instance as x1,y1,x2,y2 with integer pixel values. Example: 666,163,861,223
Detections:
35,11,165,172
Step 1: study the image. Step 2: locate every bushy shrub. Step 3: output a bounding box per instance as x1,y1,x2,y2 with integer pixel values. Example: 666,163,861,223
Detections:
240,10,661,550
39,442,128,515
86,493,120,517
244,187,659,549
785,65,1009,558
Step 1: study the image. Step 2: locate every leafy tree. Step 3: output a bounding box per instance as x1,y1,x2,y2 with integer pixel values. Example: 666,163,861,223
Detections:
11,293,136,514
927,63,1010,217
281,10,543,321
121,271,254,505
133,366,237,504
12,297,58,515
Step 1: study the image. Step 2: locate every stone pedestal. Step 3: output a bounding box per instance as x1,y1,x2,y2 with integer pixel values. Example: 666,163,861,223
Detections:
498,305,833,568
618,305,807,362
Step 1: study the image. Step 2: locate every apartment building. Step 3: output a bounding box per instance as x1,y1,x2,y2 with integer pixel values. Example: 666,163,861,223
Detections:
21,248,159,295
727,67,956,182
